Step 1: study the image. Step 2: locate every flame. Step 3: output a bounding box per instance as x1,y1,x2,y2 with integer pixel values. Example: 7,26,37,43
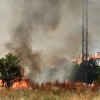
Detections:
12,80,28,89
0,80,3,87
12,81,20,88
20,80,28,88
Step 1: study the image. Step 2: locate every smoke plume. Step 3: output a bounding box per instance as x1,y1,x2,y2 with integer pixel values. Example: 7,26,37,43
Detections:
0,0,99,82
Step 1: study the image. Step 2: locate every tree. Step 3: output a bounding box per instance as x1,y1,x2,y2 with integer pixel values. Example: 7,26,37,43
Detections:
96,66,100,83
87,58,98,83
70,63,81,82
80,58,98,84
0,53,23,87
70,58,99,83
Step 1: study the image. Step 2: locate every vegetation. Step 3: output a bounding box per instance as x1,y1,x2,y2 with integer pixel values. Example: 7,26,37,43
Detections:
71,58,100,84
0,53,22,87
96,66,100,82
87,58,98,83
0,53,99,99
0,84,99,100
69,63,81,82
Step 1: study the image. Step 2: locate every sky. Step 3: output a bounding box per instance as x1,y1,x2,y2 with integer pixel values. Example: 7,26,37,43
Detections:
0,0,100,57
0,0,100,82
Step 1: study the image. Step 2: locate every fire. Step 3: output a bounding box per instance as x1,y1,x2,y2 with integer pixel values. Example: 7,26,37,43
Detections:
11,73,29,89
0,80,6,87
12,80,28,89
0,80,3,87
20,80,28,88
12,82,20,88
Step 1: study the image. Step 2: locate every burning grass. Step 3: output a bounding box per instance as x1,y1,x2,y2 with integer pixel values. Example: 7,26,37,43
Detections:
0,81,100,100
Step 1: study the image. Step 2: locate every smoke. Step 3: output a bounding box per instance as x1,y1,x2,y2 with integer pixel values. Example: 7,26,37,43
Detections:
36,59,73,83
88,1,100,53
0,0,99,83
4,0,82,82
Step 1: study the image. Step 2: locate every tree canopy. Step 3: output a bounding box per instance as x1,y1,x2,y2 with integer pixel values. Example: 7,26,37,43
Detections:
0,53,23,87
87,58,98,83
71,58,100,84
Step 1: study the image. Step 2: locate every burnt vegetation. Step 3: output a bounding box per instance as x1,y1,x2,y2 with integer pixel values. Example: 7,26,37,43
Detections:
0,53,100,94
26,79,100,93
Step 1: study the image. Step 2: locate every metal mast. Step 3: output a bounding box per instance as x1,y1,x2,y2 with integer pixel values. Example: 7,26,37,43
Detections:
82,0,88,83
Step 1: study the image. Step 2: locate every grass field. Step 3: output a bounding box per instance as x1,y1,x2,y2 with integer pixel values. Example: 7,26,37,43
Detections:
0,86,100,100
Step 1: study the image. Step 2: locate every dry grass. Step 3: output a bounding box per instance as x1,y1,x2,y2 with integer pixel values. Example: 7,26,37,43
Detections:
0,81,100,100
0,87,99,100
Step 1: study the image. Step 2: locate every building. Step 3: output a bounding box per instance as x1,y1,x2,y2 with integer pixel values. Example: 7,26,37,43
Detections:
71,52,100,65
92,52,100,65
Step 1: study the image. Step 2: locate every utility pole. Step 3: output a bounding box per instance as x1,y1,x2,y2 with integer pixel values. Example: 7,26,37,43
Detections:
81,0,88,83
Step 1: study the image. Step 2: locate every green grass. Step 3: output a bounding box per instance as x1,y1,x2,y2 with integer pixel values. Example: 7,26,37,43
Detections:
0,87,99,100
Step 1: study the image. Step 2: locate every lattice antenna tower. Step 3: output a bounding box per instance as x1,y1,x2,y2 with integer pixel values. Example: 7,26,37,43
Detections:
82,0,88,83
